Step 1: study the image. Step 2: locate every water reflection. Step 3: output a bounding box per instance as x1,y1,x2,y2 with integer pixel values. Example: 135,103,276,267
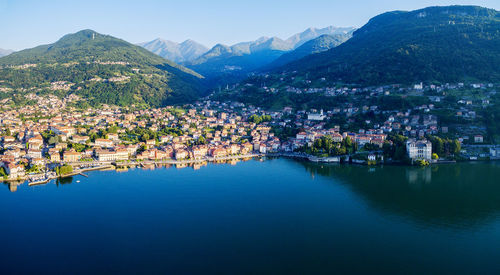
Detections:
56,176,74,186
3,181,23,192
299,161,500,229
4,158,256,191
406,167,432,184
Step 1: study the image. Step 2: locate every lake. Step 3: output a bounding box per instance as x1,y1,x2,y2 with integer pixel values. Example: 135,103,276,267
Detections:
1,158,500,274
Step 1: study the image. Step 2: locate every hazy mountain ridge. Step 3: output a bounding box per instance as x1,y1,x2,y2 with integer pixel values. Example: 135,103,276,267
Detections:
184,26,355,80
0,48,14,57
138,38,208,63
266,33,353,70
285,26,356,48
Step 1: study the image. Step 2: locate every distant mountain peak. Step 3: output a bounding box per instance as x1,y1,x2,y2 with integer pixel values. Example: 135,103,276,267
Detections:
265,33,352,70
285,25,356,48
184,25,356,81
0,48,14,57
139,38,208,63
181,39,197,45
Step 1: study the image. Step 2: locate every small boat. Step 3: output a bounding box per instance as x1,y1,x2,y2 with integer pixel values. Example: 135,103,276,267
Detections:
76,180,80,183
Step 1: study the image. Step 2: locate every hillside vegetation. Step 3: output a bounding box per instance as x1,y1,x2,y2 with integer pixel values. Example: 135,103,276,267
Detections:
0,30,205,107
282,6,500,85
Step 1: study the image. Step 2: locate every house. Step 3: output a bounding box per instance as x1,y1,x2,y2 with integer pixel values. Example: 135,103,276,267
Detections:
27,149,42,159
331,133,343,142
192,146,208,160
175,149,189,160
107,133,120,141
3,163,25,179
210,148,227,158
259,143,268,154
95,138,113,148
368,154,376,161
63,149,81,162
2,136,15,143
95,149,128,162
474,135,484,143
241,142,253,154
31,158,46,167
115,149,129,161
406,139,432,161
154,150,169,160
308,110,326,121
72,135,89,144
27,136,44,148
160,136,171,143
125,145,138,156
227,144,240,155
50,152,61,162
55,143,68,150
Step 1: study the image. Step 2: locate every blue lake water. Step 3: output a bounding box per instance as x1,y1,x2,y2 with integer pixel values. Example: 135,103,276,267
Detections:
1,158,500,274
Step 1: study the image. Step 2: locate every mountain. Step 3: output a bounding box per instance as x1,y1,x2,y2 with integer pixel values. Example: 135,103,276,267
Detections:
285,26,356,49
186,37,291,78
282,6,500,85
0,30,205,107
138,38,208,63
184,26,355,83
0,48,14,57
266,33,352,70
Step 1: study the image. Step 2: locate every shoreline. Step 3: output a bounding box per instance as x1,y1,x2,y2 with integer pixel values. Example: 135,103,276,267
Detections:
3,153,498,187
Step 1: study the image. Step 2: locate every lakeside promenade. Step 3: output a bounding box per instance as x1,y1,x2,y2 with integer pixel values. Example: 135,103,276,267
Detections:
1,153,264,186
5,151,494,191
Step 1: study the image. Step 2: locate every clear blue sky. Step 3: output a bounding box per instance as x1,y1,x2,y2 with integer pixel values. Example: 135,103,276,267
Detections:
1,0,499,50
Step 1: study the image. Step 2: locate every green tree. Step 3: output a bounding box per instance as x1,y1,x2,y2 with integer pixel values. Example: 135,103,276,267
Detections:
0,167,7,179
55,165,73,176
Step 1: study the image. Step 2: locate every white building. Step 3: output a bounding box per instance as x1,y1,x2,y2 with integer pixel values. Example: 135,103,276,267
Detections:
406,139,432,161
308,109,326,121
95,149,128,161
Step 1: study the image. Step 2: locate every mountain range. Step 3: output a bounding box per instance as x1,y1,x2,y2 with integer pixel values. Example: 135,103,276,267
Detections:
280,5,500,85
1,5,499,109
137,39,208,63
0,30,204,107
265,33,352,70
183,26,356,79
138,26,356,81
0,48,14,57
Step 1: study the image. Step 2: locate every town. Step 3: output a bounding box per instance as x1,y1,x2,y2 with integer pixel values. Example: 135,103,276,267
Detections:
1,81,499,191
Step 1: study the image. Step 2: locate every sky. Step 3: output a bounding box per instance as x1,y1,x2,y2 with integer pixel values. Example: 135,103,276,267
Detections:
1,0,499,51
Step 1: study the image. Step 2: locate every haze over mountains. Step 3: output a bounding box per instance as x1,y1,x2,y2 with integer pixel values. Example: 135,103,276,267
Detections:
185,26,356,78
139,26,356,80
0,48,14,57
265,33,352,70
137,39,208,63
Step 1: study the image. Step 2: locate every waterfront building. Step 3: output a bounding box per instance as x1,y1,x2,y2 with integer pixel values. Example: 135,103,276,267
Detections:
63,150,81,162
406,139,432,161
